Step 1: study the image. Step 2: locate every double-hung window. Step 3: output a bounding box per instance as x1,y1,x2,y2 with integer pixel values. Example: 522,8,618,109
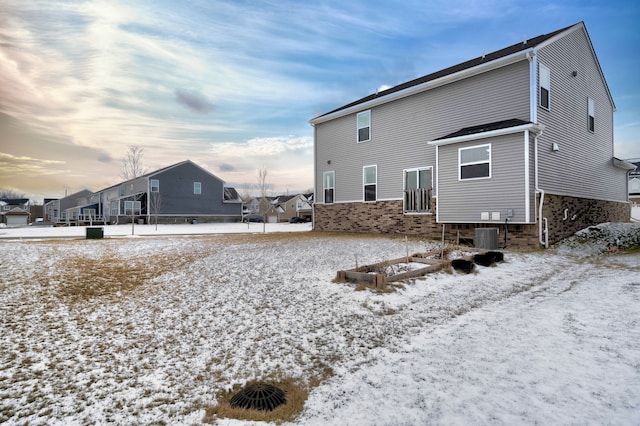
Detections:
357,110,371,143
323,171,334,204
459,144,491,180
150,179,160,192
404,167,432,213
124,200,141,215
539,64,551,110
194,182,201,195
363,165,377,201
588,98,595,132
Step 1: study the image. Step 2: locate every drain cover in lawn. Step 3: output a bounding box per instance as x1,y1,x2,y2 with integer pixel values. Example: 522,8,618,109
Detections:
229,383,286,411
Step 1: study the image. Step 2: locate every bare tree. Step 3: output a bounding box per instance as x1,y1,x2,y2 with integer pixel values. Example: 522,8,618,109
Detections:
0,190,26,199
121,146,147,180
257,167,269,199
120,146,147,234
149,191,162,231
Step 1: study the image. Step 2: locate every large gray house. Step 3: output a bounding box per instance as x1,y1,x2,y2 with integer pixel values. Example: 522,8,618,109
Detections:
51,160,242,225
100,160,242,224
310,22,634,249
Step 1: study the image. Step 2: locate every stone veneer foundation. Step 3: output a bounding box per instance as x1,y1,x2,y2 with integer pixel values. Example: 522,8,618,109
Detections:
314,194,631,250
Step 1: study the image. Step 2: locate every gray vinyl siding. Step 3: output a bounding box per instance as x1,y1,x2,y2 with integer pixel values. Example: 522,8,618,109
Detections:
536,27,627,201
438,133,533,223
315,60,531,202
153,163,240,216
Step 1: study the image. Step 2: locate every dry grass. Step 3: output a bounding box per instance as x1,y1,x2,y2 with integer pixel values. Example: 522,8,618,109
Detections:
203,377,311,424
50,241,201,302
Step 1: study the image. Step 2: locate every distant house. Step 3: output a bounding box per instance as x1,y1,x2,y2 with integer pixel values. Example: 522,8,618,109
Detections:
97,160,242,224
272,194,313,222
43,190,95,225
0,199,30,226
310,22,632,248
243,197,261,215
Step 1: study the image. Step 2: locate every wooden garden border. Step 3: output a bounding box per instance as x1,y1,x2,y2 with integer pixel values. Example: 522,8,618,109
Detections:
335,248,484,290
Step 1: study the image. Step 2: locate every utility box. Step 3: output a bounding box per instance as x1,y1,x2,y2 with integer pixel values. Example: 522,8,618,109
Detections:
86,227,104,239
475,228,498,250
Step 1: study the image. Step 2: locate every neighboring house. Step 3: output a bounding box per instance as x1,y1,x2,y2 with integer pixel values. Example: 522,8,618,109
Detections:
97,160,242,224
310,22,632,249
297,193,314,220
627,158,640,204
272,193,313,221
243,197,261,215
44,189,94,225
0,199,31,226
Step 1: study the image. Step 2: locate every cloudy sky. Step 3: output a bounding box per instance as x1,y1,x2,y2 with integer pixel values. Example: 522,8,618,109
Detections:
1,0,638,201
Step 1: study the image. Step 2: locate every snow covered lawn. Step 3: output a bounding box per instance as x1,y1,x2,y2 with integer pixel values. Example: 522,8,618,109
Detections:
1,224,639,425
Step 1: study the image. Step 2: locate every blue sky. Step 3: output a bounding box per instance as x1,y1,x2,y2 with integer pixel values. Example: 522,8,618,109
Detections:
1,0,638,200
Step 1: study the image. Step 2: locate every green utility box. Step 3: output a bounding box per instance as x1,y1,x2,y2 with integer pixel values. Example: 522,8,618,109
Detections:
86,227,104,239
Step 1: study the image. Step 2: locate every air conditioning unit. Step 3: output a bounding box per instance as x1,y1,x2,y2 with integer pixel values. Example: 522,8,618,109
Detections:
475,228,499,250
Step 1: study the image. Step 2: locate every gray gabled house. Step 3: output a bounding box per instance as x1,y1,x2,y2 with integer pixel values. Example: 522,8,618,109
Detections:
310,22,633,249
43,190,94,224
98,160,242,224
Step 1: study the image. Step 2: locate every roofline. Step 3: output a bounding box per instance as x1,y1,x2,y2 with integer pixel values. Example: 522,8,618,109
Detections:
531,21,615,112
310,49,532,126
95,160,226,194
428,123,546,146
309,22,616,125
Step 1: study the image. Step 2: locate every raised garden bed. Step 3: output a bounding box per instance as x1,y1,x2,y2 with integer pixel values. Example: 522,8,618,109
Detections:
335,247,502,290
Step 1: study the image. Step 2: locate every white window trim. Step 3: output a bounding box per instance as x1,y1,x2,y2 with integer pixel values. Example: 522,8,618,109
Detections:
194,181,202,195
323,171,335,204
150,179,159,192
458,144,491,181
539,63,551,111
588,97,595,133
363,164,377,202
357,110,371,143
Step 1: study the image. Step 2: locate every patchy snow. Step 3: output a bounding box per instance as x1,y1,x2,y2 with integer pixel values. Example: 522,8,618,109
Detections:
0,223,639,425
0,222,311,240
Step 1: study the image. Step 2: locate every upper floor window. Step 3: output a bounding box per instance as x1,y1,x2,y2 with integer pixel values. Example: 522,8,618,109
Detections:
539,63,550,110
323,171,334,204
119,186,125,197
357,110,371,143
404,167,432,213
363,165,377,201
588,98,595,132
150,179,160,192
194,182,202,195
459,144,491,180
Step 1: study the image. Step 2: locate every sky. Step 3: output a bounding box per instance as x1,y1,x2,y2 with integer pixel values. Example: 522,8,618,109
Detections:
1,0,639,202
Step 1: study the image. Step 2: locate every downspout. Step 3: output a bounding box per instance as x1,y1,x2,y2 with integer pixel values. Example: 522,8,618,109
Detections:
534,132,548,248
529,48,548,248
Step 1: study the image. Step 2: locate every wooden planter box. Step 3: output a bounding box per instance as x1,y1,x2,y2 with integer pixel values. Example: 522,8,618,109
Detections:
336,256,451,290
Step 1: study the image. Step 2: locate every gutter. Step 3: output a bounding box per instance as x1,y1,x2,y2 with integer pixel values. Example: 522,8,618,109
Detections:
613,157,637,171
427,122,545,146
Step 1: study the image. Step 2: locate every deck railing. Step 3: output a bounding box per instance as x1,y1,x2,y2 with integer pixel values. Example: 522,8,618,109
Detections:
404,188,432,213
